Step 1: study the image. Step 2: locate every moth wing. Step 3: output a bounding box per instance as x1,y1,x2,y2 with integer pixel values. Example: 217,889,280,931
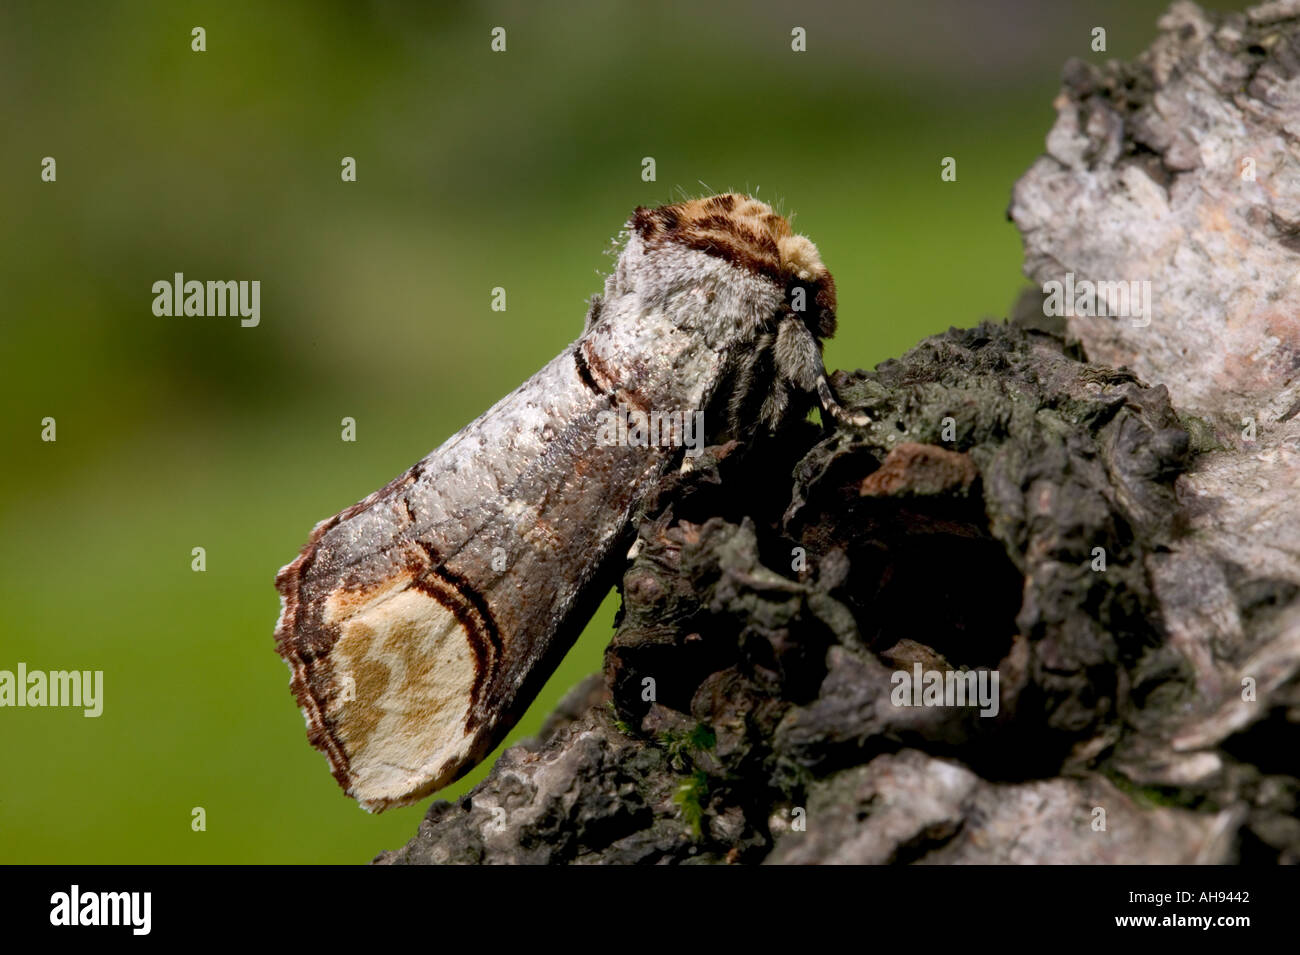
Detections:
275,464,501,811
274,349,651,811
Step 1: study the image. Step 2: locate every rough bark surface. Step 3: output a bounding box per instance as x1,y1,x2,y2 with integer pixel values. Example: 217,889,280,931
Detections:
376,1,1300,865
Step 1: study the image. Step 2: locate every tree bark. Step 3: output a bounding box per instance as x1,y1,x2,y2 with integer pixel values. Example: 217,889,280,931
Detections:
376,1,1300,865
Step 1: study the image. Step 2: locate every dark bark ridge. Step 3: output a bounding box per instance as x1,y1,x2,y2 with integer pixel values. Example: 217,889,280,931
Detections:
377,322,1292,865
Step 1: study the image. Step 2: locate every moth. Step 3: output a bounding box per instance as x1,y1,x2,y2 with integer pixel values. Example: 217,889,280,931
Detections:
274,194,863,811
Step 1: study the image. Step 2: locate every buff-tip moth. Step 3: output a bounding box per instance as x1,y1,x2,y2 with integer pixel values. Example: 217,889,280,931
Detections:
273,194,865,811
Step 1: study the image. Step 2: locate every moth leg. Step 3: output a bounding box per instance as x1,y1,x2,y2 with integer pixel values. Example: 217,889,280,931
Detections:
774,315,871,429
760,378,790,429
727,331,775,435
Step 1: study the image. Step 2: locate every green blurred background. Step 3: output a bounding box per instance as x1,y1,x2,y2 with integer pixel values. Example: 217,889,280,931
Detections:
0,0,1240,862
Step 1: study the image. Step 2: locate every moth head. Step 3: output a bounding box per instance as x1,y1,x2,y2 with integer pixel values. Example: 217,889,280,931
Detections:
631,193,837,339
